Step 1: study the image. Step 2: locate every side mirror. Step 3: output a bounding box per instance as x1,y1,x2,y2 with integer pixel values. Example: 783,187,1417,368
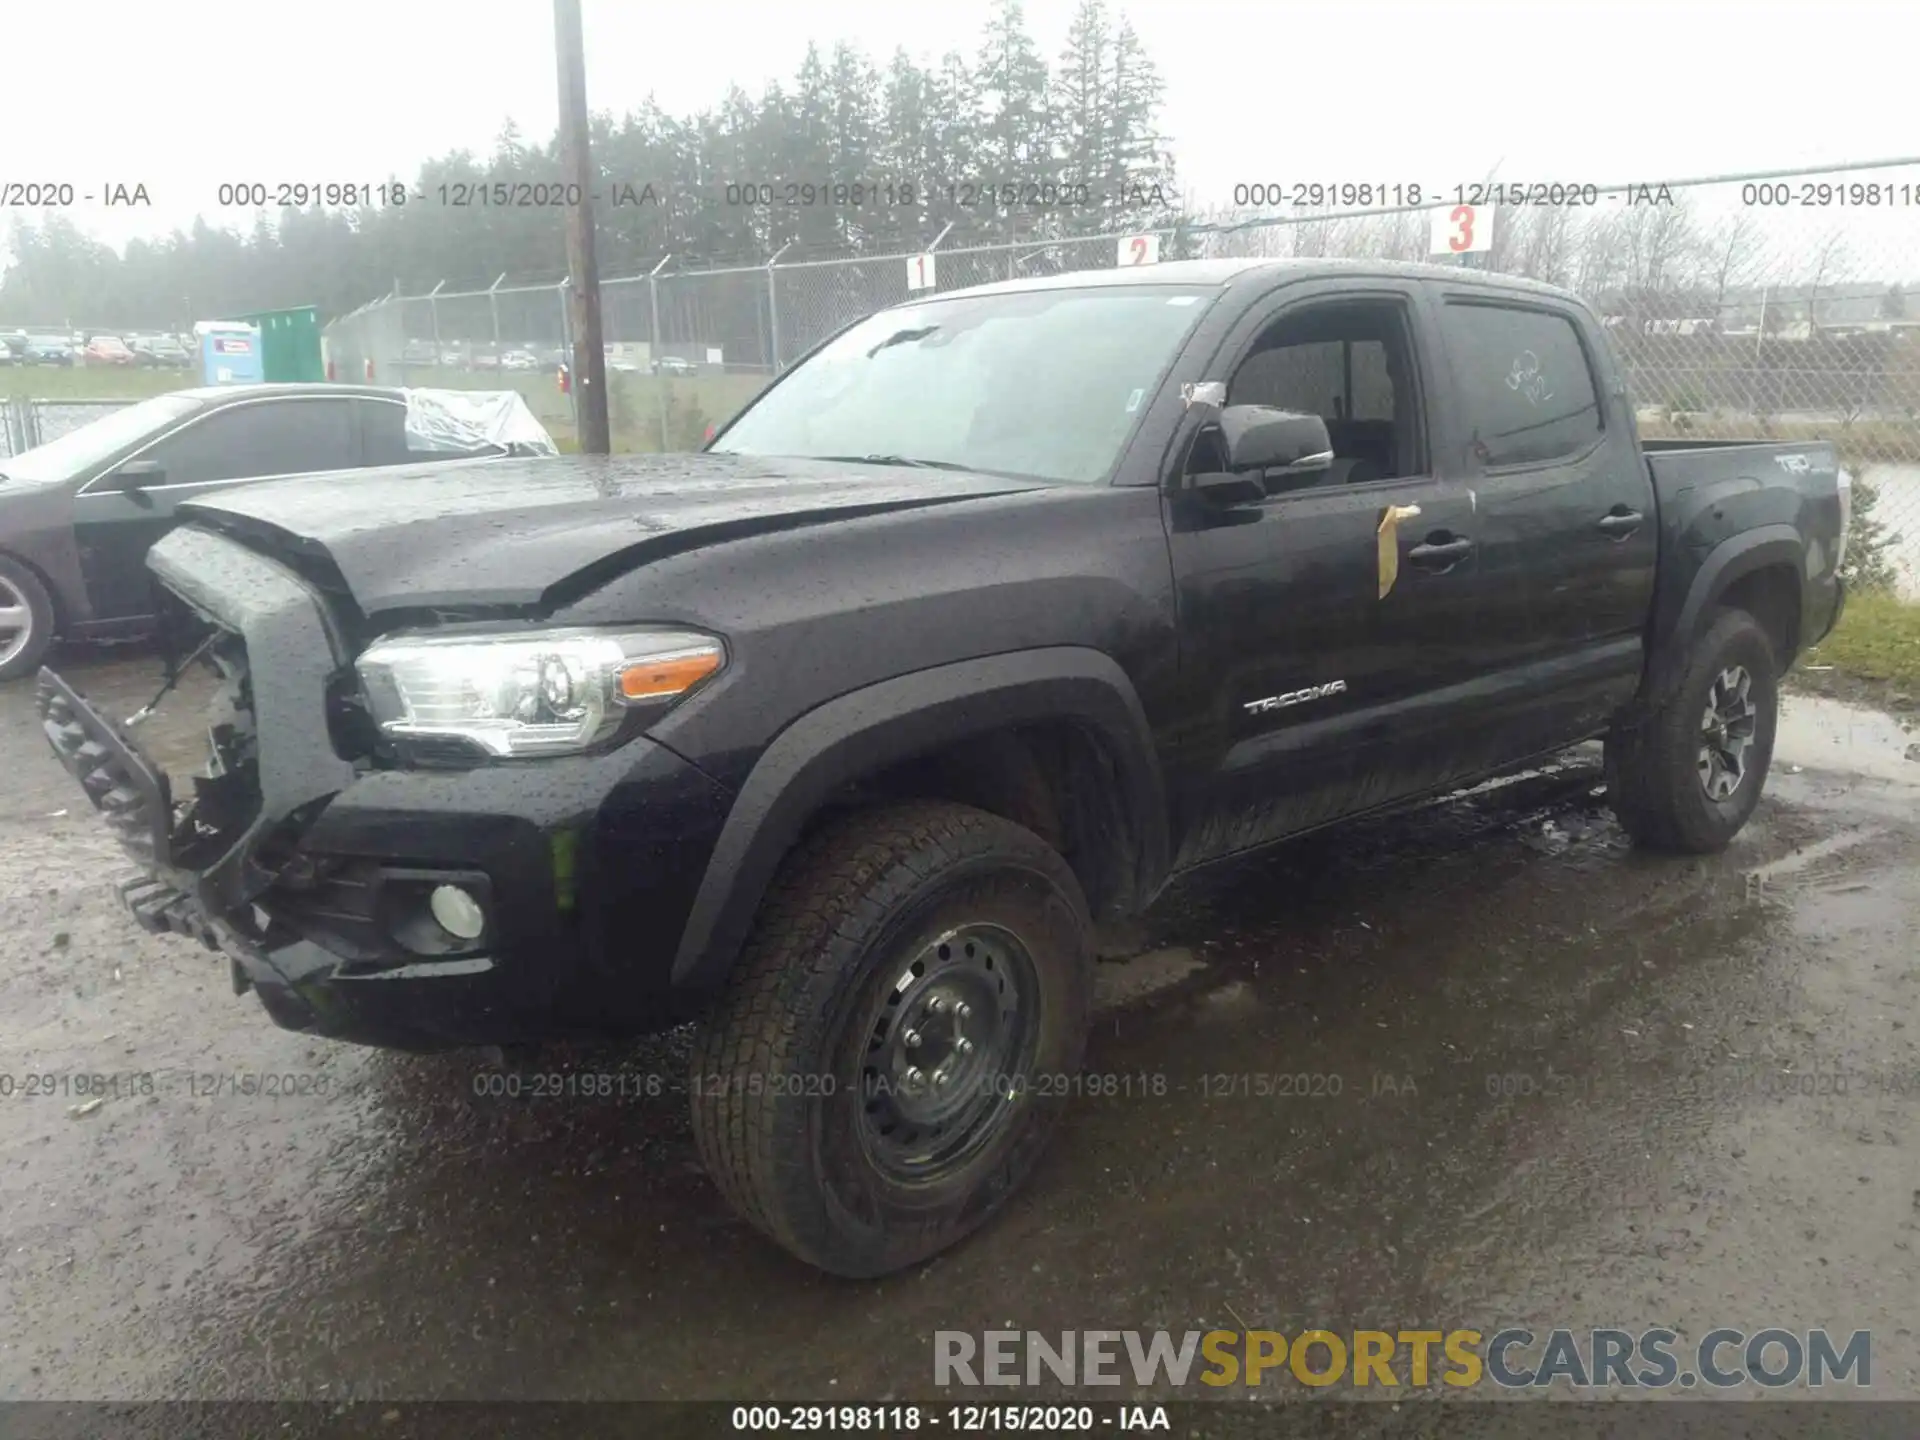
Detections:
105,459,165,491
1218,405,1333,475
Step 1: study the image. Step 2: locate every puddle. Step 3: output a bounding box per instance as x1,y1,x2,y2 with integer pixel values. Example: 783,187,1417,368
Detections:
1774,692,1919,787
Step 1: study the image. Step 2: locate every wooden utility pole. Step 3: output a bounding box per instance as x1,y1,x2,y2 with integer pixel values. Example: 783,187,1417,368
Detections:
554,0,610,453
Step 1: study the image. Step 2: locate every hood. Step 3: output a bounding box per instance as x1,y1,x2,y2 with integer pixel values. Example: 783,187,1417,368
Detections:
176,452,1044,615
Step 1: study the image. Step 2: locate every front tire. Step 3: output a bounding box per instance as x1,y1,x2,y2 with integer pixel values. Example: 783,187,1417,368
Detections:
690,801,1093,1278
1605,606,1780,853
0,554,56,682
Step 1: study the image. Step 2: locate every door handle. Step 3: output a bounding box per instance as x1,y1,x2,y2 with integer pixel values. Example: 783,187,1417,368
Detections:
1597,509,1643,538
1407,535,1473,568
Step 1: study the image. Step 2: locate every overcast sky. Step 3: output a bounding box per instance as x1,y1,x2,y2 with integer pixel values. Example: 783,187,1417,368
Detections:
5,0,1918,262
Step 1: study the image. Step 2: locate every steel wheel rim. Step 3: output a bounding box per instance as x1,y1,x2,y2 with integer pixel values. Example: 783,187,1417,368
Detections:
0,574,33,668
856,921,1040,1183
1698,664,1758,801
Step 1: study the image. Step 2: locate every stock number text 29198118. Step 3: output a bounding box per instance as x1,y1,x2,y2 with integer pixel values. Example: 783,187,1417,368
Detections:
1233,182,1426,208
1742,181,1920,206
216,182,413,208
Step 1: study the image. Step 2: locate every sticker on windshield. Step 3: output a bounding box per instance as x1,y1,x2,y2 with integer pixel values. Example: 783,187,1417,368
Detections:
1126,388,1145,413
1181,381,1227,410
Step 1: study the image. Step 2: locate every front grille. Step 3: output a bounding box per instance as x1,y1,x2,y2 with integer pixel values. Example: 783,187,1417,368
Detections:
168,631,266,872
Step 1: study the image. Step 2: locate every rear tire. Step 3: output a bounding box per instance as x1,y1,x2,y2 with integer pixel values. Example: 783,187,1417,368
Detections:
690,800,1093,1278
1605,606,1779,853
0,554,56,682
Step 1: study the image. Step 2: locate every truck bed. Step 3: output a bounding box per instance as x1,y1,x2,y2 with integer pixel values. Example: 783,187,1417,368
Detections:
1639,437,1847,670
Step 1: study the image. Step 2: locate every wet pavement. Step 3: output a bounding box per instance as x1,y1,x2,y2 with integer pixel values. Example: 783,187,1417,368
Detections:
2,647,1917,1410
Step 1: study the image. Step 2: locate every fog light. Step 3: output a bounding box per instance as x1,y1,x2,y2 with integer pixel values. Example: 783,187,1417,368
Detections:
428,884,486,941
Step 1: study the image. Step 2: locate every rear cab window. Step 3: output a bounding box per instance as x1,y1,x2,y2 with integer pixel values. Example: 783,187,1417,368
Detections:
1438,300,1604,468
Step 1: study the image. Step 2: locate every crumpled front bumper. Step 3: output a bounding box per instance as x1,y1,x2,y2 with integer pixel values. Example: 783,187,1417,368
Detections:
36,522,360,951
33,524,738,1052
36,667,222,946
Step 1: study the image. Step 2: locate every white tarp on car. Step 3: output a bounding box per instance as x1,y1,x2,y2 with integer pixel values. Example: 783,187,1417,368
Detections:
404,388,558,456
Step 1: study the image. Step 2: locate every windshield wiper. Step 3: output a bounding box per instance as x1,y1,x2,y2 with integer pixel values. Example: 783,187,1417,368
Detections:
808,453,977,472
866,325,939,358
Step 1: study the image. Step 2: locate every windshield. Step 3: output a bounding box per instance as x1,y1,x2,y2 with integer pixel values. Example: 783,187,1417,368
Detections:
0,392,203,485
710,284,1218,483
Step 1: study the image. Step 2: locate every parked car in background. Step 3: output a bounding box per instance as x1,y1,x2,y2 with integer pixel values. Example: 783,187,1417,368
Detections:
401,340,437,365
84,336,137,367
0,384,557,679
499,349,539,371
24,335,74,366
472,349,501,371
131,335,193,369
439,348,463,367
0,331,29,363
652,354,697,376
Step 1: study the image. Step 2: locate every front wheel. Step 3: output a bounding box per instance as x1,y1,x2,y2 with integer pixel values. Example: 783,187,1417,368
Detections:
690,800,1093,1278
0,555,56,682
1605,606,1780,853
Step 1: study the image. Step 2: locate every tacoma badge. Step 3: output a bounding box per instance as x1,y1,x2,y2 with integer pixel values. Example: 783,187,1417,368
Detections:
1243,680,1348,714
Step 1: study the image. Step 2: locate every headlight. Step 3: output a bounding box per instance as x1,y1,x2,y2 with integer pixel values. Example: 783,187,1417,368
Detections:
355,627,724,758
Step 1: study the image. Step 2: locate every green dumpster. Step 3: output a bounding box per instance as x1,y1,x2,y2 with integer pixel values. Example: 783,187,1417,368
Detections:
229,305,325,383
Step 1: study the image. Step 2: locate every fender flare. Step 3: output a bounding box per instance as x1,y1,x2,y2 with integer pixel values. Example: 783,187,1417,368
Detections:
1647,525,1803,705
670,646,1169,989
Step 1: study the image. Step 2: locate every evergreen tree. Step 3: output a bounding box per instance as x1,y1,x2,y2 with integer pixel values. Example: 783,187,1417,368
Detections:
0,14,1186,321
1052,0,1111,203
827,44,881,249
975,0,1051,241
876,49,936,247
1102,18,1175,236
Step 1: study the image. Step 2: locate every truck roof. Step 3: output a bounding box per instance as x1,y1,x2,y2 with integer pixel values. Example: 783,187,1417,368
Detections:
924,255,1583,305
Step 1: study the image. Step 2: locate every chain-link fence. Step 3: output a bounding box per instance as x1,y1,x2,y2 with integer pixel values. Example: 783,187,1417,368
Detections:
1179,160,1920,593
314,158,1919,587
1,397,137,456
321,226,1183,453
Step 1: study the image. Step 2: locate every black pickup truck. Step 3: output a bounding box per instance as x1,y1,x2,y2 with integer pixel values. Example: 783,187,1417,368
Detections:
34,258,1847,1277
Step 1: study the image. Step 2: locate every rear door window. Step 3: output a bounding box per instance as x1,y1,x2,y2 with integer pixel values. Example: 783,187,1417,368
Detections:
356,397,504,464
1439,303,1603,467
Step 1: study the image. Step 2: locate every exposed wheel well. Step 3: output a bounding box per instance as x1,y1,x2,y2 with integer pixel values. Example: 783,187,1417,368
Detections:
1716,563,1801,671
795,722,1143,921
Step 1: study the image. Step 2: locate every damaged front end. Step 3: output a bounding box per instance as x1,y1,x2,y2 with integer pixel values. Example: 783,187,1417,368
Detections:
35,524,359,973
37,631,258,952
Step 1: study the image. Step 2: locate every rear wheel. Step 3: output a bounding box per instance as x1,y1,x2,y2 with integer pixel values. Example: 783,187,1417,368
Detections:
1605,607,1779,853
0,555,55,682
690,801,1093,1278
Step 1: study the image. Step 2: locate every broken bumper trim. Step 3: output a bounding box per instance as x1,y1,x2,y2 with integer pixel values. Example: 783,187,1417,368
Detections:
36,667,176,870
116,871,222,951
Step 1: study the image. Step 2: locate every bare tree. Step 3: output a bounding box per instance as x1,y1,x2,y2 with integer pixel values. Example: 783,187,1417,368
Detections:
1191,205,1293,261
1803,230,1850,331
1620,198,1701,298
1701,212,1764,326
1572,209,1632,306
1504,205,1575,285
